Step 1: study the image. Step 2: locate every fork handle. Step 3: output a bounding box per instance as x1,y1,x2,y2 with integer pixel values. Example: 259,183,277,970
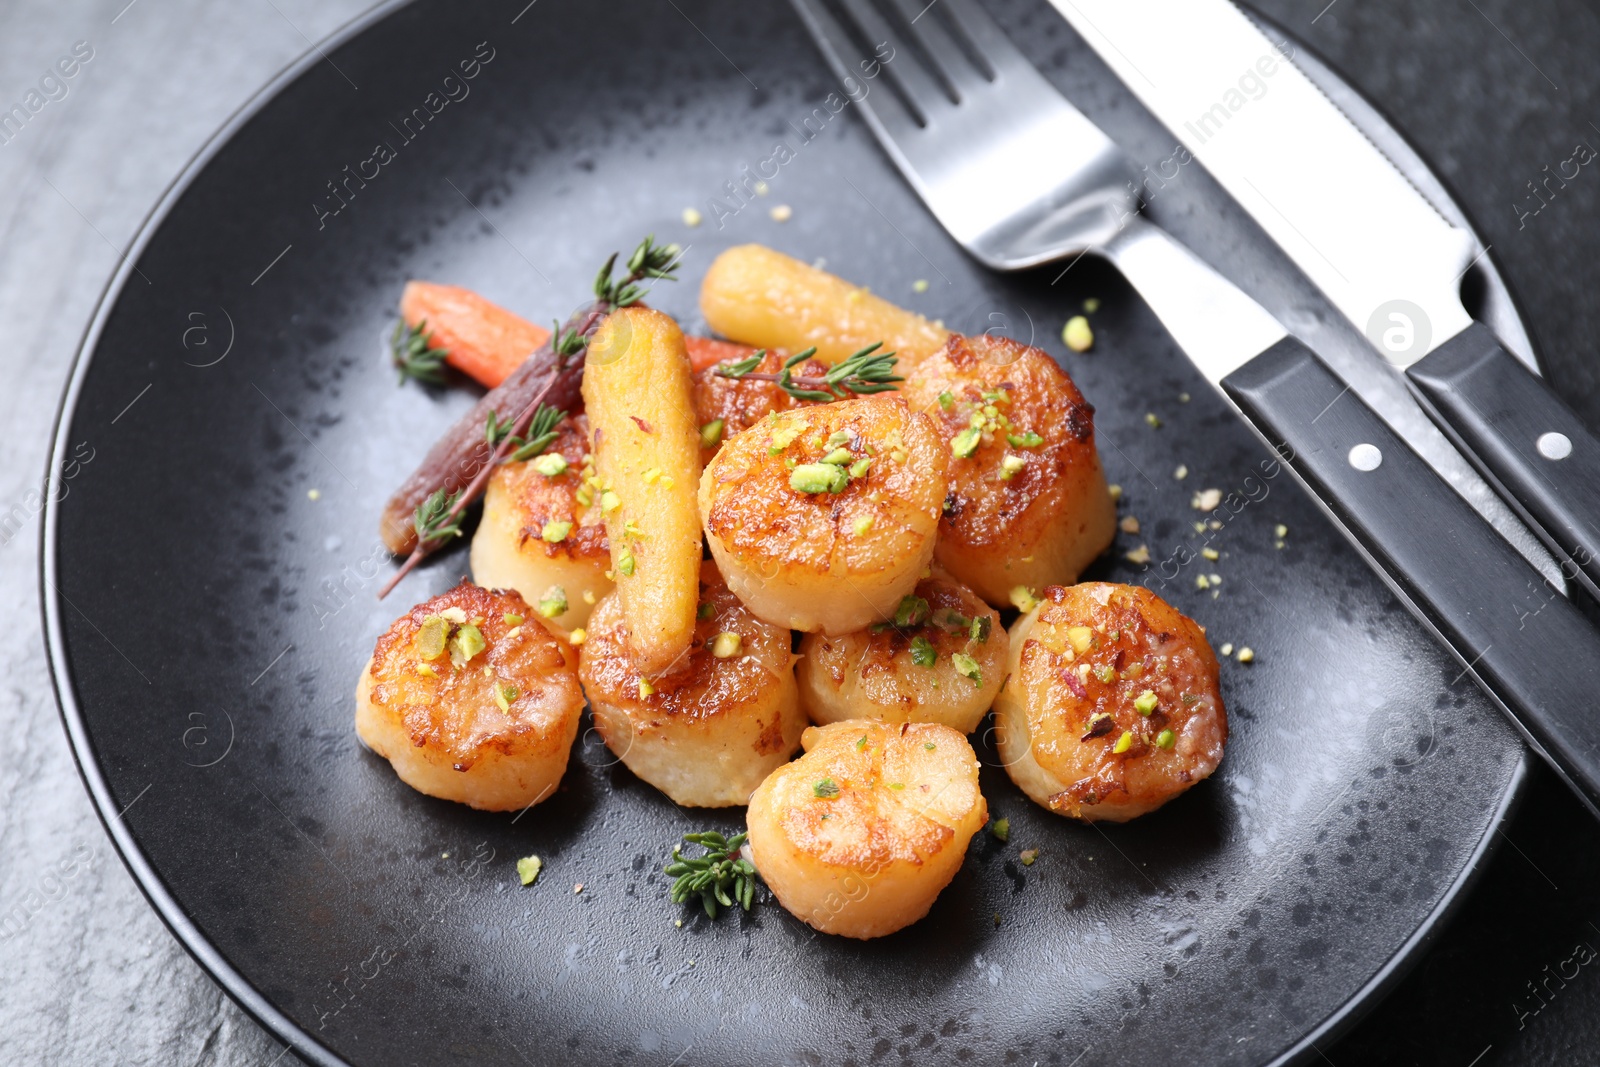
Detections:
1223,337,1600,819
1407,322,1600,603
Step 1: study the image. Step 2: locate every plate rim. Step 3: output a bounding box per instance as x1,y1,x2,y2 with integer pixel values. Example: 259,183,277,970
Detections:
36,3,1531,1065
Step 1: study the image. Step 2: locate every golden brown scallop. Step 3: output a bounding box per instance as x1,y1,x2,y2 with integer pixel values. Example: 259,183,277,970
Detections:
692,347,826,461
745,720,987,939
469,415,612,633
796,572,1005,733
356,581,584,812
900,333,1116,606
994,582,1226,822
578,561,805,808
699,396,947,635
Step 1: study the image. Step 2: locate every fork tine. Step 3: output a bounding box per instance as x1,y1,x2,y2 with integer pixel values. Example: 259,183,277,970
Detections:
788,0,925,140
933,0,1046,87
879,0,991,95
831,0,956,122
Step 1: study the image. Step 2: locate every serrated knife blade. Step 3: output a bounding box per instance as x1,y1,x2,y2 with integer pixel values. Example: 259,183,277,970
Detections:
1049,0,1600,602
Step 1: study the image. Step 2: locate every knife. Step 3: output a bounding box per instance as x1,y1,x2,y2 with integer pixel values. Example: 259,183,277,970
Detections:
1049,0,1600,605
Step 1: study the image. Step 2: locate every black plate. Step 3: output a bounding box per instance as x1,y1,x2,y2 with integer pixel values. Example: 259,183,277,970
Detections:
44,2,1534,1064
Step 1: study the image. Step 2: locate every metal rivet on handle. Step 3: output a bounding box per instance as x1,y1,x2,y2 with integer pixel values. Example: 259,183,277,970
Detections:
1348,443,1383,471
1537,432,1573,461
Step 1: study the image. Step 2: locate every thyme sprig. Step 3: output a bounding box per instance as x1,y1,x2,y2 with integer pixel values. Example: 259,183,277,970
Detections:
391,319,450,384
665,830,758,919
487,403,566,462
378,237,686,600
716,342,902,402
412,488,465,548
595,236,683,308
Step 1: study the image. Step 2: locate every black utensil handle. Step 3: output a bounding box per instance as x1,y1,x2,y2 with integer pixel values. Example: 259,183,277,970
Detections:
1224,337,1600,818
1408,323,1600,602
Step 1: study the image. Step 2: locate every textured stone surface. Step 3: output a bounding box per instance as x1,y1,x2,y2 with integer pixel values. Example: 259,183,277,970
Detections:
3,1,1598,1065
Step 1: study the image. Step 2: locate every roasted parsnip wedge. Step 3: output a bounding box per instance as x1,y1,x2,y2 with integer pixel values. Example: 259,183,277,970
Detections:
995,583,1226,822
579,561,804,807
700,245,950,368
356,581,584,811
796,572,1004,733
582,307,704,675
901,333,1116,605
469,415,611,633
746,720,986,939
699,396,947,635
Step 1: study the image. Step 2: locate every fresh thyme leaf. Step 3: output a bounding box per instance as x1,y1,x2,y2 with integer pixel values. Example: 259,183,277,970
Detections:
413,488,465,547
391,319,449,385
504,403,566,462
551,321,588,360
595,236,681,307
712,342,901,403
664,830,758,920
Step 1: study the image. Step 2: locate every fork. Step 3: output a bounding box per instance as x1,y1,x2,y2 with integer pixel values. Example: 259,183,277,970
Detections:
789,0,1600,817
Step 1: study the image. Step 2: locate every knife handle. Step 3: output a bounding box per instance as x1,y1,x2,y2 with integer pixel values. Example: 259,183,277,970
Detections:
1407,323,1600,603
1224,337,1600,818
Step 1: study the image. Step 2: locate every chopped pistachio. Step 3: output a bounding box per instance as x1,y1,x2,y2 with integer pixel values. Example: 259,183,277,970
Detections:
1174,464,1189,480
848,457,872,479
853,514,875,536
826,430,852,448
937,390,954,410
1125,544,1151,565
516,855,543,886
415,662,439,679
914,278,930,293
642,467,661,484
531,452,569,478
617,547,636,577
441,607,469,625
1120,515,1141,534
1019,848,1040,866
890,448,908,463
582,590,596,605
638,677,655,698
1000,454,1027,480
600,490,621,513
1201,547,1220,561
415,615,451,660
1192,488,1223,511
697,601,715,620
494,682,519,712
1145,412,1162,429
813,778,840,799
924,742,937,751
568,628,587,647
1237,647,1256,663
542,520,572,543
1108,483,1123,501
1083,298,1101,313
909,635,937,667
768,416,809,449
711,632,743,658
1062,315,1094,352
449,623,487,666
1112,730,1134,754
660,475,675,489
699,419,725,449
1275,523,1290,540
952,652,982,687
503,612,524,626
990,818,1010,842
1067,626,1094,654
1156,729,1177,749
1220,642,1234,657
1006,431,1044,449
969,615,992,643
1009,585,1040,613
790,462,849,494
889,782,906,791
893,595,931,628
537,586,568,619
951,426,982,458
575,486,594,508
822,447,854,466
1133,690,1159,716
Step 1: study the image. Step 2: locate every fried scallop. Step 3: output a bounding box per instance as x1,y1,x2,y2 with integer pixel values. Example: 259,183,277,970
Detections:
994,582,1226,822
469,415,611,634
578,562,805,808
796,572,1005,733
746,721,987,939
699,396,947,635
356,581,584,811
692,347,825,461
901,333,1116,606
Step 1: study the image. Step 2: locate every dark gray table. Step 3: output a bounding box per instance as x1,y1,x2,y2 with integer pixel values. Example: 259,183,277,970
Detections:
3,1,1597,1064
